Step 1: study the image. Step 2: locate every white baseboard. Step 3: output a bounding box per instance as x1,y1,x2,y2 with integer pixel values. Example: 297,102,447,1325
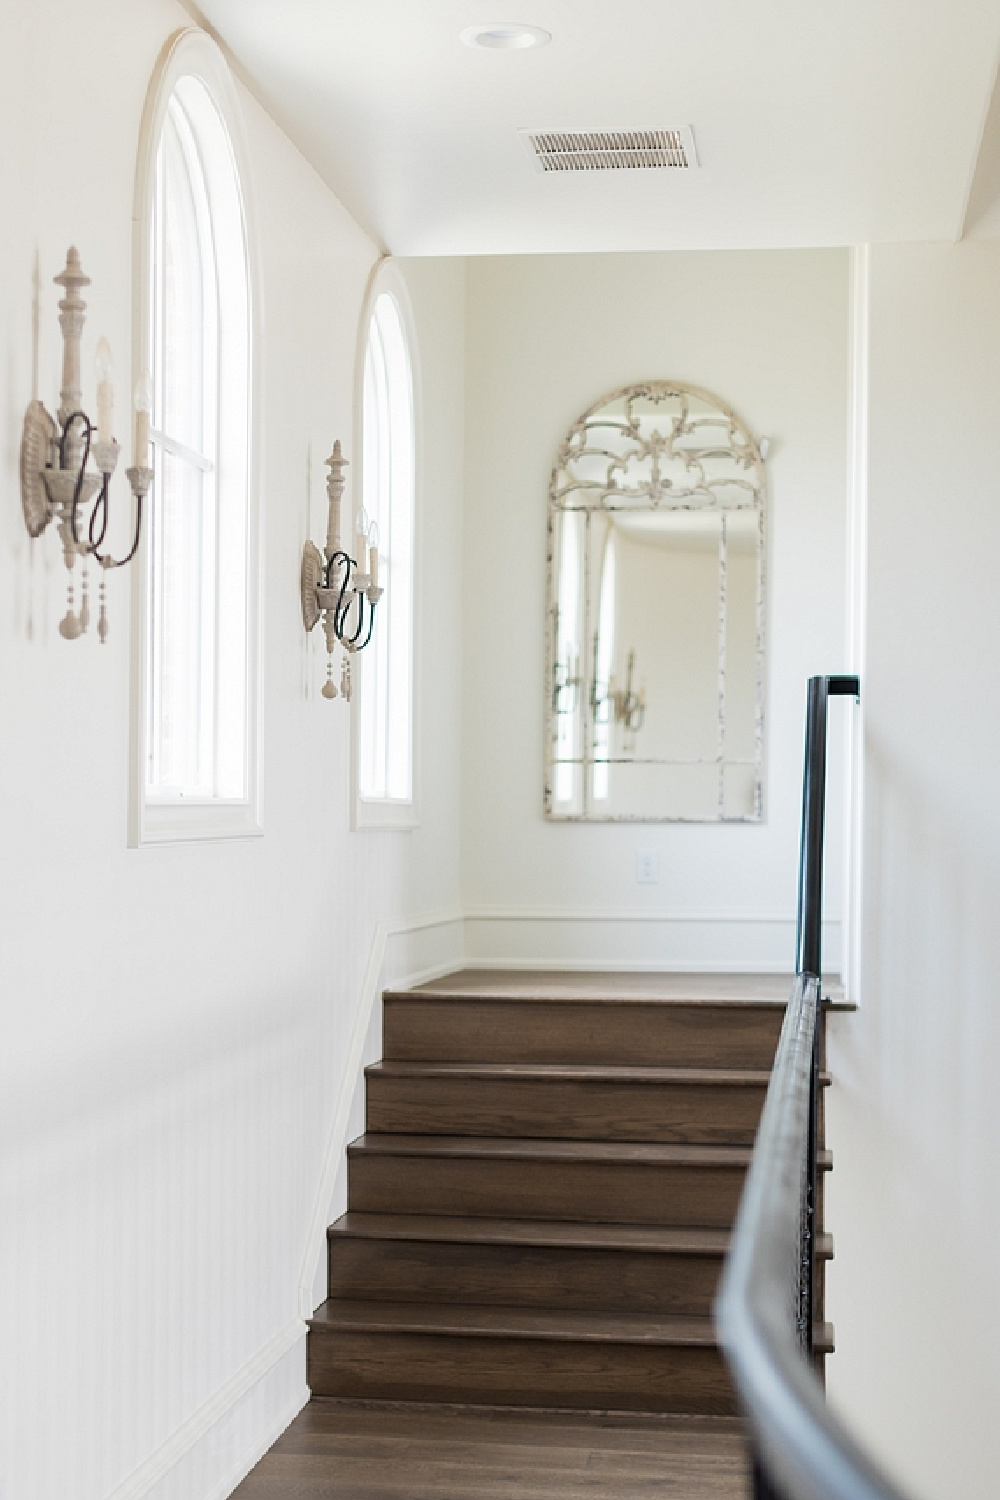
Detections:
463,908,841,974
104,1317,306,1500
206,1387,309,1500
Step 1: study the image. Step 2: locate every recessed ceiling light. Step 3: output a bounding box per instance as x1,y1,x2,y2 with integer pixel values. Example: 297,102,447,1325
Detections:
461,24,551,51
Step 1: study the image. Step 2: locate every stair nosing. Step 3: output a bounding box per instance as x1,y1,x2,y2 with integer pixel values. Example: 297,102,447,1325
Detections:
327,1212,732,1255
347,1132,754,1166
384,990,789,1010
327,1213,836,1260
309,1299,720,1347
366,1061,774,1086
309,1297,834,1353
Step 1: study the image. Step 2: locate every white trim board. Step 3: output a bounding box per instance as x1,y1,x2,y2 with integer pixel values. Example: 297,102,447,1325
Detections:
464,909,841,974
463,907,838,923
103,1317,305,1500
203,1387,309,1500
296,907,465,1319
842,243,869,1007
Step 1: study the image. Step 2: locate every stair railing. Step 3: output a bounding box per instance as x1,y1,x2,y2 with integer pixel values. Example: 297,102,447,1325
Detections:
716,674,907,1500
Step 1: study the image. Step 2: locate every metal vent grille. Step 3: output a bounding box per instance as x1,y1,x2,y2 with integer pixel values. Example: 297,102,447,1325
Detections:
522,127,697,173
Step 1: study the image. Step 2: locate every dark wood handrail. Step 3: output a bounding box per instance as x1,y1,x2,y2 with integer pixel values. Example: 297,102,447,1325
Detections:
715,675,908,1500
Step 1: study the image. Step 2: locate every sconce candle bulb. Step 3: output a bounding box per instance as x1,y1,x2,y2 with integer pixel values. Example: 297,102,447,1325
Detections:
95,338,114,445
134,372,152,468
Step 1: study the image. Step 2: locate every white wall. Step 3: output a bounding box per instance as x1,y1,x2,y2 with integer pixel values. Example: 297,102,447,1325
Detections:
827,240,1000,1500
461,250,850,972
0,6,465,1499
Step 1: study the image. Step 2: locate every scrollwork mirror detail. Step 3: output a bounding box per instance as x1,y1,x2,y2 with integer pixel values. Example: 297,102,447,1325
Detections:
545,381,766,822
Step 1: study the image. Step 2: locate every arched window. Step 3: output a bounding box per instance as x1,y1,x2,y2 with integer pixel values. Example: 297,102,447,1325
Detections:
131,32,259,844
357,277,416,823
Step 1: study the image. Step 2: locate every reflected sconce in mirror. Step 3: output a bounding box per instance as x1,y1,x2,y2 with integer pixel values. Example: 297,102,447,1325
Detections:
300,441,384,701
601,649,646,734
21,247,152,642
552,642,581,717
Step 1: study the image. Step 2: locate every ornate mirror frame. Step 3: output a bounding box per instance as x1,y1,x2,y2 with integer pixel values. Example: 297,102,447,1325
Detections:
544,380,767,823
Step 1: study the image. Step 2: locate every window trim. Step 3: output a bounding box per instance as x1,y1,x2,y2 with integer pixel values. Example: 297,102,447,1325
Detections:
129,29,263,847
350,260,422,833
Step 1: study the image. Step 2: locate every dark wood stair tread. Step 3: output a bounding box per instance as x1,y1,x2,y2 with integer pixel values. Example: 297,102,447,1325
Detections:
310,1298,834,1354
350,1133,833,1168
327,1211,834,1260
329,1212,728,1255
404,967,845,1002
367,1061,774,1086
349,1133,753,1166
311,1299,717,1346
387,991,789,1011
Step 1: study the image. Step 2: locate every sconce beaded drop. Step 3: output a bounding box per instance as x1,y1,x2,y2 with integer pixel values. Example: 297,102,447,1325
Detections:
301,441,383,700
20,247,152,642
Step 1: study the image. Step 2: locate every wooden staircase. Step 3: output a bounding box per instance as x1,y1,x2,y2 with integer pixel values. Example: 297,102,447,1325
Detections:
307,971,832,1415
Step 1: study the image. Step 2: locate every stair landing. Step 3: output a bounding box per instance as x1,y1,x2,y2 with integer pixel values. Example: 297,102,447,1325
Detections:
232,1399,750,1499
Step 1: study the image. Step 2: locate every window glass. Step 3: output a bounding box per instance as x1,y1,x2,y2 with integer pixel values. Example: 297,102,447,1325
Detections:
359,290,415,805
146,74,251,806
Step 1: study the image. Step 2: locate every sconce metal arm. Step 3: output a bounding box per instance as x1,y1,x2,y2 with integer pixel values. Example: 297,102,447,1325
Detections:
59,408,146,569
62,411,93,549
323,547,377,652
94,492,145,569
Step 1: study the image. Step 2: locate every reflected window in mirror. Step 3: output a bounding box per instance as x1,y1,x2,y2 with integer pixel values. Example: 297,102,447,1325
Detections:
545,382,766,823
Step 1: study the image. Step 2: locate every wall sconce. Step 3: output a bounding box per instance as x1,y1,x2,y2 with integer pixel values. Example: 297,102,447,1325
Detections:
20,247,152,642
300,441,384,700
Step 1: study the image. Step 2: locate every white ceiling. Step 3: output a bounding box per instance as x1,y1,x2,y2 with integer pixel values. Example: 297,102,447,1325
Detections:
194,0,1000,257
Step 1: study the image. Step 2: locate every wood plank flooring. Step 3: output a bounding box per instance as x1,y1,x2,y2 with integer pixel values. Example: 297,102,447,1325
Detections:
231,1400,750,1499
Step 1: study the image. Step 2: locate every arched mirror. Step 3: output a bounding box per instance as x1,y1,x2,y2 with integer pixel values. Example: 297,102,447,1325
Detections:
545,382,766,822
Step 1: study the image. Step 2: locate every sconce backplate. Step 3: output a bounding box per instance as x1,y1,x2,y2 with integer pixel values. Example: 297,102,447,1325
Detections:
21,401,57,538
301,540,324,632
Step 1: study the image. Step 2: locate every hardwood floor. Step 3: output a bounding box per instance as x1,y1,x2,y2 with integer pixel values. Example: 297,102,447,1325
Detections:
232,1400,751,1499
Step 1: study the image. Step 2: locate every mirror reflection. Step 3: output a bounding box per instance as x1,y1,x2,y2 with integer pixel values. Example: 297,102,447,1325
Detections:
545,383,766,822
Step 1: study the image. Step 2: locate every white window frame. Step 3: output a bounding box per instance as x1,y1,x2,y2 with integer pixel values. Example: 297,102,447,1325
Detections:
351,261,421,832
129,29,262,846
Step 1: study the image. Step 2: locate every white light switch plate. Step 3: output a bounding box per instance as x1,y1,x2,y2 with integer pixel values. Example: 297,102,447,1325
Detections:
635,851,660,884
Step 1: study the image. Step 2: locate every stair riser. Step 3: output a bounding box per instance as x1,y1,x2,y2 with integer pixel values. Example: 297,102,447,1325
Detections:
383,997,783,1069
328,1236,723,1316
308,1327,734,1415
366,1075,765,1145
348,1154,745,1227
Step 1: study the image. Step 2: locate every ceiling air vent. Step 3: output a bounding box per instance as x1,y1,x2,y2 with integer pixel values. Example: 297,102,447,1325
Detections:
521,127,698,173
